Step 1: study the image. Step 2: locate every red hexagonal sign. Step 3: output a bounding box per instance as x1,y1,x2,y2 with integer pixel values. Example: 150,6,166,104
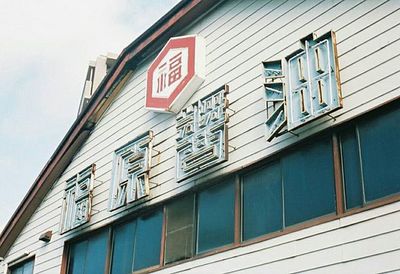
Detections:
146,35,206,113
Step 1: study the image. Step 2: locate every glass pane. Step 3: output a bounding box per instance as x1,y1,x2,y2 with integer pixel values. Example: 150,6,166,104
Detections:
10,259,34,274
165,194,195,264
340,127,363,209
85,230,108,274
197,178,235,254
68,230,108,274
133,209,163,271
11,267,23,274
111,220,136,274
242,161,283,241
22,259,34,274
283,138,336,227
68,240,88,274
12,267,23,274
359,107,400,201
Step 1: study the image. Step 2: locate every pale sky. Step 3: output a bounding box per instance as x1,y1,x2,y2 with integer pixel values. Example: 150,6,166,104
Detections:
0,0,180,233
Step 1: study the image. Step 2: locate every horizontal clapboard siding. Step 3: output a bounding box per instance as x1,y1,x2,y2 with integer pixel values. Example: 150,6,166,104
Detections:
3,0,400,273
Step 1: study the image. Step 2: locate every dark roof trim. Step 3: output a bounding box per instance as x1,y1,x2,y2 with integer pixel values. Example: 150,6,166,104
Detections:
0,0,221,256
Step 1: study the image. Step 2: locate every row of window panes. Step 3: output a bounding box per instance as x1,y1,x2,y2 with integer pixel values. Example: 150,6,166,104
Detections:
67,103,400,273
68,138,336,272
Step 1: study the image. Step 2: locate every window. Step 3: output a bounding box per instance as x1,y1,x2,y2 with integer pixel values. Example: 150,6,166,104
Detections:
133,210,163,271
197,177,235,253
164,194,195,264
242,161,282,241
160,180,236,265
9,258,34,274
242,137,336,240
340,106,400,209
60,165,94,233
282,138,336,226
110,220,135,274
67,209,163,274
67,230,108,274
340,127,363,209
109,131,153,210
110,209,163,273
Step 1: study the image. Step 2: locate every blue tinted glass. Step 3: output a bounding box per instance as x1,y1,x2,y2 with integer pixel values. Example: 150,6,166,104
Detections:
133,209,163,271
242,161,282,240
341,128,363,209
85,230,108,274
68,230,108,274
359,108,400,201
283,138,336,226
111,220,136,274
10,259,34,274
197,178,235,253
22,260,34,274
68,240,87,274
12,267,23,274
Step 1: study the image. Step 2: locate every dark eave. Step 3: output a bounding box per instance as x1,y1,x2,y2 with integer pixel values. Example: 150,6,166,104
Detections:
0,0,221,257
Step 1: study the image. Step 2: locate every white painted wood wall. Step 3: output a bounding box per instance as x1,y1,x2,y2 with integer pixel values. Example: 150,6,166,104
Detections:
2,0,400,273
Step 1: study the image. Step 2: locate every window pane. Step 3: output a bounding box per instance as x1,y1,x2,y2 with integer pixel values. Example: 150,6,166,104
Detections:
359,108,400,201
111,220,136,274
133,209,163,271
11,268,23,274
85,231,108,274
165,194,195,264
283,138,336,226
22,259,34,274
242,161,282,241
68,230,108,274
68,240,87,274
10,259,34,274
341,127,363,209
197,178,235,254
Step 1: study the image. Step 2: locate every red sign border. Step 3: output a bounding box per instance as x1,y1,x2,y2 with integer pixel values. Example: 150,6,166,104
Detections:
146,36,196,111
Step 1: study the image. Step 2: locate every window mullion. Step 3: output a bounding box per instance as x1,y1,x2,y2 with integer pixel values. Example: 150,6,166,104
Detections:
332,133,345,215
160,206,167,266
281,159,285,230
355,125,367,205
104,227,113,274
234,174,241,245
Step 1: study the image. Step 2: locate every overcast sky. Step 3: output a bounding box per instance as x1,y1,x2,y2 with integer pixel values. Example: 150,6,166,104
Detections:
0,0,180,232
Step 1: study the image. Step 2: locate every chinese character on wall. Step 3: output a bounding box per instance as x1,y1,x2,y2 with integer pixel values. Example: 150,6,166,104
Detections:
176,85,229,181
156,52,183,94
110,131,153,210
152,48,189,99
263,31,342,141
60,165,94,233
263,60,286,141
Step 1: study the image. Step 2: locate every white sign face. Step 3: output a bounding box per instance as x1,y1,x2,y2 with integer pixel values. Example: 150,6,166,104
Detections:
60,165,94,233
109,131,153,210
286,32,341,130
146,35,206,113
176,85,229,182
151,48,189,99
263,31,342,141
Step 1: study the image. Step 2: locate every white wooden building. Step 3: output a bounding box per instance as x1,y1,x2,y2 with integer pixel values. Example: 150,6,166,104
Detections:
1,0,400,273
